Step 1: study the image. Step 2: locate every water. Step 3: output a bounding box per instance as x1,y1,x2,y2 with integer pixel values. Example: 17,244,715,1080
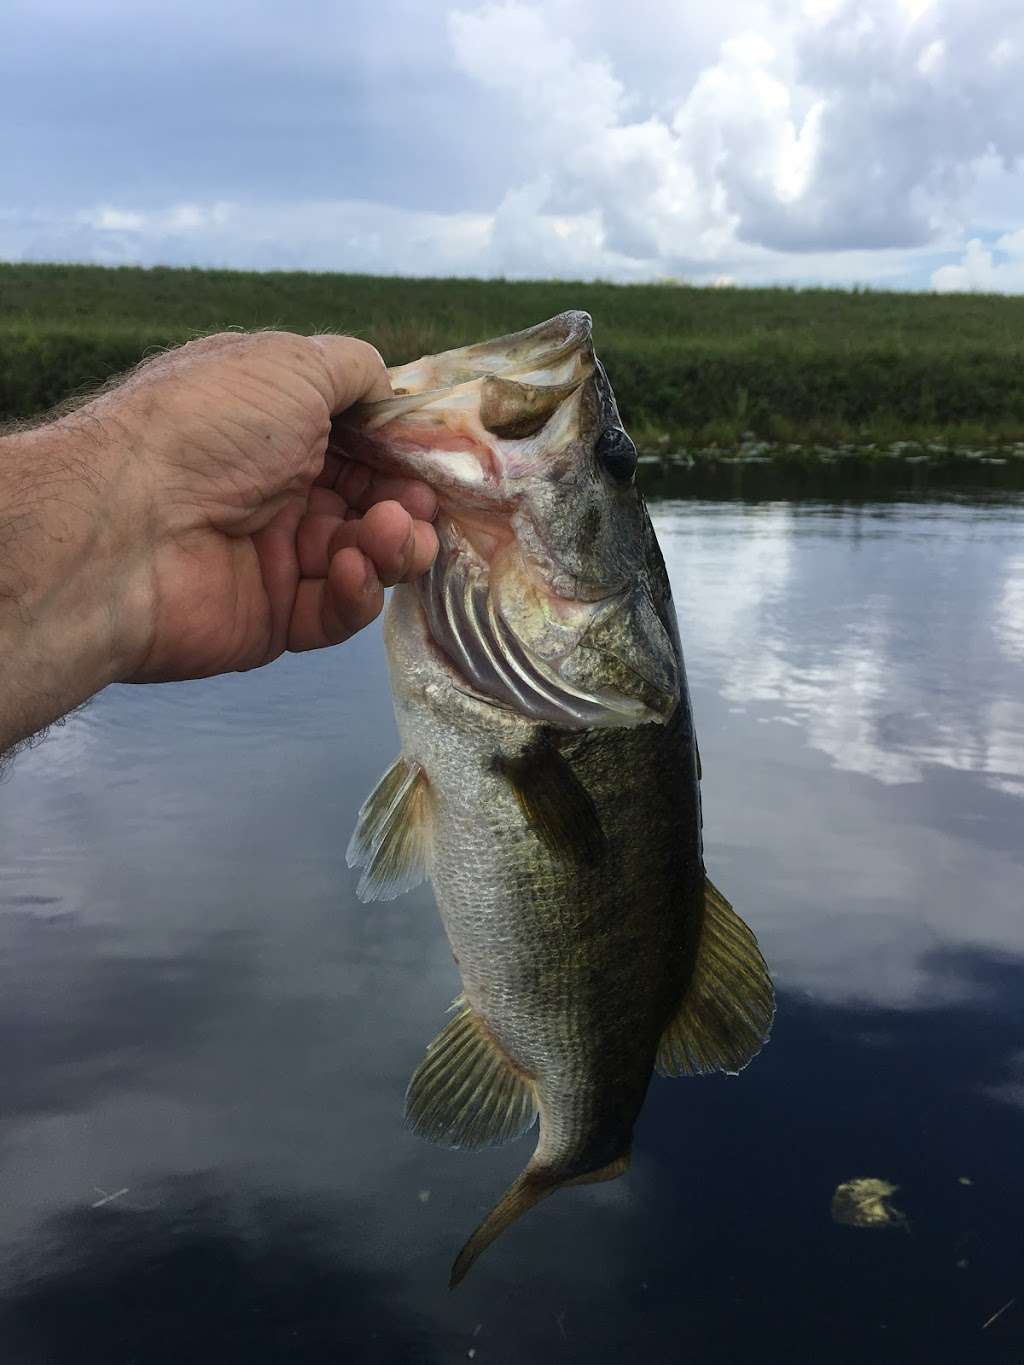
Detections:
1,483,1022,1364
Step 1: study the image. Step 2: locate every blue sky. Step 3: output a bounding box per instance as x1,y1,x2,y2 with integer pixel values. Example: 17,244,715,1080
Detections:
3,0,1024,289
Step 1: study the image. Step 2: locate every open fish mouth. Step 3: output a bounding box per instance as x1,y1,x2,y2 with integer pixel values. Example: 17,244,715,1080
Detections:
336,312,680,729
335,310,620,603
336,310,597,505
378,310,594,411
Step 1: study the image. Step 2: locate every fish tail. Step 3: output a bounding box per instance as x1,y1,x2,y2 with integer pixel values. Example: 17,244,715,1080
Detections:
449,1149,630,1289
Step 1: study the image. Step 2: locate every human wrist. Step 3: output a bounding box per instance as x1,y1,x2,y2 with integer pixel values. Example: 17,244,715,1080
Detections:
0,415,151,751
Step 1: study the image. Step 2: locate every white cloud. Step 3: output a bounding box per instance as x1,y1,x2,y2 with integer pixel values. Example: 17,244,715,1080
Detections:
77,203,233,236
916,36,945,76
84,207,147,232
446,0,1024,278
3,199,494,276
3,0,1024,284
931,229,1024,291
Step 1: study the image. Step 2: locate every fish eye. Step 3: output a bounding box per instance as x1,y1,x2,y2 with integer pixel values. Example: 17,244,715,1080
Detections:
595,427,638,483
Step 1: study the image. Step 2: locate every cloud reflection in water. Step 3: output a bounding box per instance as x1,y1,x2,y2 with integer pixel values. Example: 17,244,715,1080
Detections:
1,491,1023,1362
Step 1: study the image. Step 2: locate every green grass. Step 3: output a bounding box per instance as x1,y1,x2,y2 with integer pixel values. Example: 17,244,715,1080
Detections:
4,261,1024,452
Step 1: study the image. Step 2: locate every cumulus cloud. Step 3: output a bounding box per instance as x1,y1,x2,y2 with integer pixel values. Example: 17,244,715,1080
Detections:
2,0,1023,284
448,0,1024,276
0,199,492,276
931,229,1024,291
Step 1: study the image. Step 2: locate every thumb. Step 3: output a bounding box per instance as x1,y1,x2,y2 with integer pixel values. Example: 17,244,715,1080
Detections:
308,336,394,413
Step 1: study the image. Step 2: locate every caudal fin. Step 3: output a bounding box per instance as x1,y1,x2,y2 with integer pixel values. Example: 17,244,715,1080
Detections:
449,1152,629,1288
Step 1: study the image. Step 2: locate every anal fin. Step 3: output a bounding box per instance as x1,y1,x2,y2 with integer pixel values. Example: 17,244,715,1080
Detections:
657,877,774,1077
346,755,430,903
406,998,538,1150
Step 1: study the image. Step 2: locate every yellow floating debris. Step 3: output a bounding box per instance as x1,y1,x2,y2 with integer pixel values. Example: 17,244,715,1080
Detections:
831,1177,906,1229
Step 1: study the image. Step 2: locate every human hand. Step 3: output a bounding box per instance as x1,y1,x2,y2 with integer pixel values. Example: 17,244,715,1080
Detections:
99,331,438,682
0,332,438,758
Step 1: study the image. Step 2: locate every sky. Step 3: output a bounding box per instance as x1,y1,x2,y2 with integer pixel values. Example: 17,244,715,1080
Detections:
2,0,1024,290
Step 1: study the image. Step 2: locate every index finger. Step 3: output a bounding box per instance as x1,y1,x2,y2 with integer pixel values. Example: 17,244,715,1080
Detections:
307,335,394,414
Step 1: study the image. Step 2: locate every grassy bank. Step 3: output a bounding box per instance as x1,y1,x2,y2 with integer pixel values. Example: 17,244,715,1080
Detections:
4,262,1024,453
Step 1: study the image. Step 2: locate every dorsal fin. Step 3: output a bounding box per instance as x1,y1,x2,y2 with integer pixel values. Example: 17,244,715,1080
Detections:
405,998,538,1150
656,877,774,1077
346,756,431,902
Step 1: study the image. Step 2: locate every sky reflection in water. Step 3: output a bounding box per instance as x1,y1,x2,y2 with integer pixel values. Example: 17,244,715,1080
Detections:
1,491,1022,1364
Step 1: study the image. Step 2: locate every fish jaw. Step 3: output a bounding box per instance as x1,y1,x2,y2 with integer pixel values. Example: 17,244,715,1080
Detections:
332,408,509,512
386,309,594,395
334,310,681,730
335,372,591,513
334,310,598,505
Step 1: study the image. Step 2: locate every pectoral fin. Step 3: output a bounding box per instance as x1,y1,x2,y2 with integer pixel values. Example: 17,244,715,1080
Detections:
346,756,431,903
657,878,774,1077
493,741,606,864
406,998,538,1150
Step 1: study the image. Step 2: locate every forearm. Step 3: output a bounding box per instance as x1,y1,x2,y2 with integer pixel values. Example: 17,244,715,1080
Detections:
0,417,143,758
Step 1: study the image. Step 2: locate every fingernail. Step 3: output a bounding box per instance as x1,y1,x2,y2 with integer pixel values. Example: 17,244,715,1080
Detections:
362,560,380,596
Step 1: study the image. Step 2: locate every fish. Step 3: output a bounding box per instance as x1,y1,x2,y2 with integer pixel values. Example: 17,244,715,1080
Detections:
335,311,774,1286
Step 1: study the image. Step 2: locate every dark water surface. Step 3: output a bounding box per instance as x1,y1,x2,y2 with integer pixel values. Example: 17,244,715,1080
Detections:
2,483,1023,1364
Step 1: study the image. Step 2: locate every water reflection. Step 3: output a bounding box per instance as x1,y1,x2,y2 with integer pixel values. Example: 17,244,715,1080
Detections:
655,500,1024,795
1,489,1023,1363
1,969,1021,1364
1,1177,437,1364
651,498,1024,1015
995,551,1024,669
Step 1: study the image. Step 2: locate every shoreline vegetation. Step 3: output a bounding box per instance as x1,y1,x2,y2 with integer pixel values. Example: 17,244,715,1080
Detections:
4,262,1024,469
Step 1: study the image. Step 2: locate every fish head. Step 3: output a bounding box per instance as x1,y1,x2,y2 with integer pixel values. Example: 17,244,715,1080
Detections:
336,312,680,729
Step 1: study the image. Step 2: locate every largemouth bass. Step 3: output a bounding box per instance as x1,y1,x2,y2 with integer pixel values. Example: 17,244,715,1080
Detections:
337,312,773,1286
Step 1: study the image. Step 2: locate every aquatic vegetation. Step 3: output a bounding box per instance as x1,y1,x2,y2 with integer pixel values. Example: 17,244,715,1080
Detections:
831,1178,906,1230
5,263,1024,455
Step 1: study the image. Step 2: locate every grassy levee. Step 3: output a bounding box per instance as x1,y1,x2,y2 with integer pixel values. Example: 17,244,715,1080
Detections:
4,262,1024,451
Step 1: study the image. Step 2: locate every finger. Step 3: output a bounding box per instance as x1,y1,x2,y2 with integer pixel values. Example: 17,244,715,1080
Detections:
306,485,349,518
347,501,416,588
343,501,439,588
318,455,370,499
327,513,437,586
406,520,439,580
307,335,393,415
294,488,354,576
287,548,383,652
296,513,349,579
333,459,439,522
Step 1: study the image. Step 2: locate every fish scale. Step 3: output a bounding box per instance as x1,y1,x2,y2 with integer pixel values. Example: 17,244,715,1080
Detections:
340,311,774,1285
